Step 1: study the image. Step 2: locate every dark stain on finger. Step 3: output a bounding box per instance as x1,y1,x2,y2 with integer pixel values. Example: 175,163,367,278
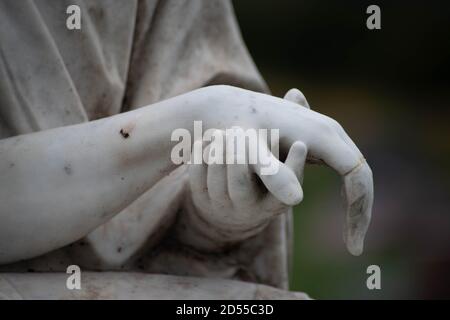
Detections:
349,195,365,218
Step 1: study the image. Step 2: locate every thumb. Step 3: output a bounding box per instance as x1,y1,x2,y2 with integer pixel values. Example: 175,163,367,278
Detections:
284,141,308,184
252,140,303,206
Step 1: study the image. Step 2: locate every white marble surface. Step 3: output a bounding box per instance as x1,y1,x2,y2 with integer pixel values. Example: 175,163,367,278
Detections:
0,273,310,300
0,1,373,299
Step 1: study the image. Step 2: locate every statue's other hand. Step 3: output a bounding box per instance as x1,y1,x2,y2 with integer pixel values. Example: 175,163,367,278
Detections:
187,126,307,244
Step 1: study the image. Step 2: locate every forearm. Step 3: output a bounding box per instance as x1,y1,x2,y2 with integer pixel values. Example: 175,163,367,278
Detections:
0,88,209,264
0,84,373,263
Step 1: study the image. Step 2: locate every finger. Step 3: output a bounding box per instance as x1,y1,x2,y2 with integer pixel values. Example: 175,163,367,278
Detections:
252,138,303,207
207,130,229,205
284,141,308,184
342,160,373,256
188,140,209,204
311,125,373,256
284,88,310,109
226,132,259,206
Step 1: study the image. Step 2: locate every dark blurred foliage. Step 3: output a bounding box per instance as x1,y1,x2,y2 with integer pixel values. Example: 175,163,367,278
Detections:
233,0,450,299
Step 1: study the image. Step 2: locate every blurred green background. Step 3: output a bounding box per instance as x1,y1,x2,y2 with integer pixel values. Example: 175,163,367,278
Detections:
233,0,450,299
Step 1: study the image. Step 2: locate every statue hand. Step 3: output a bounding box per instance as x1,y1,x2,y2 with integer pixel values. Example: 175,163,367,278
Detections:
182,87,373,256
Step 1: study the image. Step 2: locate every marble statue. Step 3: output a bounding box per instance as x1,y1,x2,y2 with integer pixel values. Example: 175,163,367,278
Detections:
0,0,373,299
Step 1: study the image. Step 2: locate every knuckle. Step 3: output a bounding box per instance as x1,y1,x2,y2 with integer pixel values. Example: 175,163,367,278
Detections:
330,119,345,134
316,116,342,136
315,118,334,135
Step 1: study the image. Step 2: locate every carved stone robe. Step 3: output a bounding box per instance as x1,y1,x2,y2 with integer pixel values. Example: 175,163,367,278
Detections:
0,0,294,299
